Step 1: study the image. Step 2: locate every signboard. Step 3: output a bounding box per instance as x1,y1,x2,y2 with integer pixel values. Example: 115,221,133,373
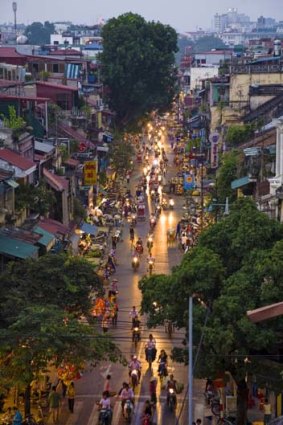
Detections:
183,173,195,190
210,132,219,169
269,177,282,189
84,161,97,185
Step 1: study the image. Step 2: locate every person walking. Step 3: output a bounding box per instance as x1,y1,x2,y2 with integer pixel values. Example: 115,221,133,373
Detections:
48,386,61,424
67,382,75,413
12,407,22,425
263,398,272,425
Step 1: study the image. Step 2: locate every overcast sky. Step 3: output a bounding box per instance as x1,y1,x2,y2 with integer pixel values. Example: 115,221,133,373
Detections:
1,0,282,32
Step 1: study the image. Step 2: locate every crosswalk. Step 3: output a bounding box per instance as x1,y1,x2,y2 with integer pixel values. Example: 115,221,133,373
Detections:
71,395,186,425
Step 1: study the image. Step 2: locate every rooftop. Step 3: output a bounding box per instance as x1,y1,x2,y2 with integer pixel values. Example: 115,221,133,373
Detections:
0,47,26,59
0,149,35,171
36,81,78,92
43,168,69,192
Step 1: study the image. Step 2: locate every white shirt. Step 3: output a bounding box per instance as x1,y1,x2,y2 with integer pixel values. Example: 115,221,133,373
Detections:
129,360,141,371
129,310,138,318
120,388,134,400
100,398,111,409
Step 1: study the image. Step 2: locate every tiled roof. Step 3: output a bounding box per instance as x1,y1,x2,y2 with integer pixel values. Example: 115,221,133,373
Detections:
0,47,26,58
58,124,95,149
64,158,80,167
36,81,78,92
0,149,35,171
37,218,69,236
0,94,49,102
43,168,69,192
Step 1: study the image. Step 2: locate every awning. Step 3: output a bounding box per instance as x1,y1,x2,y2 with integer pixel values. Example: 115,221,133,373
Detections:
0,235,39,259
33,226,56,250
231,176,256,190
6,179,19,188
80,222,98,236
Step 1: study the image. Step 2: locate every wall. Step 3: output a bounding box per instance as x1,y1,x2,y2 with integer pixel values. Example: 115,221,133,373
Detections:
250,95,274,111
190,67,219,90
50,34,73,45
230,73,283,103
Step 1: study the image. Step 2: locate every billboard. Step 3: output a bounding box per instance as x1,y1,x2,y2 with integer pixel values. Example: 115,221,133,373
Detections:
84,160,97,185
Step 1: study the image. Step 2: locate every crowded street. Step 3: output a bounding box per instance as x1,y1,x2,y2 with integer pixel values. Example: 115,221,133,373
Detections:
58,125,190,425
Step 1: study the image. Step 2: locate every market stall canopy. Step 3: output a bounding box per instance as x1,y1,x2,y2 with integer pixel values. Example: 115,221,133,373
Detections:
80,222,98,236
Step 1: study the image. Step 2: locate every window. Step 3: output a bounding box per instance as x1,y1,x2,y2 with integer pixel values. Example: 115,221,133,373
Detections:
52,63,59,73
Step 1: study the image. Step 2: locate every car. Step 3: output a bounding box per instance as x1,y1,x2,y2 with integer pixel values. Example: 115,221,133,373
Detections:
72,152,95,161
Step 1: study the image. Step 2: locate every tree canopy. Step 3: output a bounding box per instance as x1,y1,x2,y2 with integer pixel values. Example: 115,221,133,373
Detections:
139,199,283,387
25,21,55,45
99,13,178,130
0,254,120,413
215,150,240,204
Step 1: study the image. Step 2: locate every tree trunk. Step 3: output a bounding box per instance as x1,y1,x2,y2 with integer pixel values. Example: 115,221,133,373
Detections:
236,379,248,425
24,384,31,417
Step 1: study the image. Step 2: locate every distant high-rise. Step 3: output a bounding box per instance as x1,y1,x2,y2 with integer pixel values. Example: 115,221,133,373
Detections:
214,8,250,33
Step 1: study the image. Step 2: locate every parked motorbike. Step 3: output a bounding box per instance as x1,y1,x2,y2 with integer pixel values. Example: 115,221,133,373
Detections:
98,408,112,425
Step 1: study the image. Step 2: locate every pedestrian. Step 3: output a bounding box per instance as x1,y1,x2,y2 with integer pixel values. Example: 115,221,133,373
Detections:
67,382,75,413
263,398,272,425
112,301,118,327
104,374,116,397
111,236,117,250
102,314,109,333
149,376,157,406
181,232,187,251
12,407,22,425
48,385,61,424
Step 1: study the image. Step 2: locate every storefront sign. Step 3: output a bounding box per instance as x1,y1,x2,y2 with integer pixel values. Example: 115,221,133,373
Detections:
84,160,97,185
210,133,219,169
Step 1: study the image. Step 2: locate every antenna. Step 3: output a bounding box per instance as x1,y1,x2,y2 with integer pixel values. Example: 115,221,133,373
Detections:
12,2,17,34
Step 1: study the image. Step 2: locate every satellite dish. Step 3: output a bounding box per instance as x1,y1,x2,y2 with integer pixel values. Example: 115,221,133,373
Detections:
17,35,28,44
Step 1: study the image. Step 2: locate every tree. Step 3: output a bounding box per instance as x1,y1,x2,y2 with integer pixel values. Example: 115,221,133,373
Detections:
139,199,283,422
0,254,121,415
109,138,135,173
99,13,178,129
194,36,226,53
214,150,240,204
15,183,56,216
25,21,55,45
226,124,254,147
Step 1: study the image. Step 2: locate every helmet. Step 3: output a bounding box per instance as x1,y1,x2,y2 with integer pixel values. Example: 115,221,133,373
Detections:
133,355,137,360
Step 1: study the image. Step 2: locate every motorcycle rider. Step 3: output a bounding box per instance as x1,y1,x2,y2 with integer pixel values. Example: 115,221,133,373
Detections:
158,349,168,377
132,316,141,340
166,374,177,406
128,355,142,382
142,400,153,423
130,226,135,243
98,390,112,422
120,383,135,414
145,334,157,362
129,306,139,327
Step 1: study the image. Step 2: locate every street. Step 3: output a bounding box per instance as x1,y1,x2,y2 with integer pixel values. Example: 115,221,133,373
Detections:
59,135,189,425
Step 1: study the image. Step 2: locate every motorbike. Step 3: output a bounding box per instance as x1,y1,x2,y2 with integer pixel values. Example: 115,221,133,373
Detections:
132,326,141,348
136,243,143,255
123,399,133,423
130,369,139,390
149,217,156,230
161,199,168,210
158,361,168,381
148,259,154,276
168,388,177,412
130,214,137,226
155,205,161,217
145,347,156,368
169,198,175,210
132,255,140,271
98,408,112,425
147,236,154,253
142,414,152,425
150,190,156,200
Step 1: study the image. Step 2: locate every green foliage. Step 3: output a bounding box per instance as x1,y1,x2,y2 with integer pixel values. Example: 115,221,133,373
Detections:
194,36,226,52
2,106,26,131
139,199,283,385
73,197,87,222
215,150,240,203
100,13,178,129
0,254,121,397
25,21,55,45
109,138,134,173
15,183,56,215
226,124,254,146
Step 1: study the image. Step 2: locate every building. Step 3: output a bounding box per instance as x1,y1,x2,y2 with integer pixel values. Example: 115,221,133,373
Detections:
190,66,219,90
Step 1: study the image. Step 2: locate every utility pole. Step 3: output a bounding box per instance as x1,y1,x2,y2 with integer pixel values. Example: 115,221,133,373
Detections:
12,2,17,36
188,296,193,425
200,162,204,230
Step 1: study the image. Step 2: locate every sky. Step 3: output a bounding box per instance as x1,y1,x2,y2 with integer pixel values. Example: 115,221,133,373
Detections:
1,0,282,32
